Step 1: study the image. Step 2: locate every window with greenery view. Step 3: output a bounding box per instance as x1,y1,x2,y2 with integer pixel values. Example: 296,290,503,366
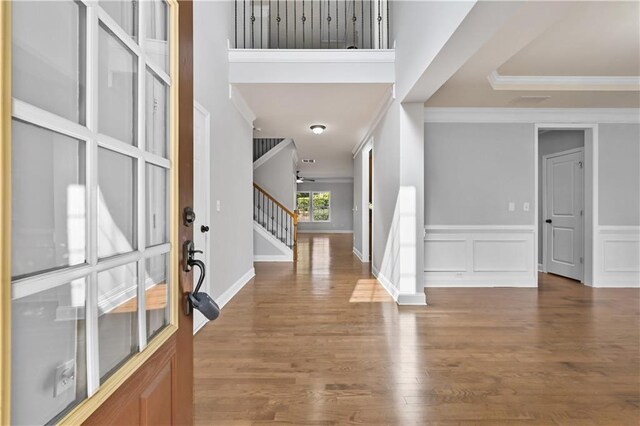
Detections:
296,191,331,222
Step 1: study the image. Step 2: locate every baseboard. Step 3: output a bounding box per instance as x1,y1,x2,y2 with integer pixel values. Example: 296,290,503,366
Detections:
397,293,427,305
538,263,544,272
371,265,426,305
194,267,256,335
587,277,640,288
375,270,399,301
254,254,293,262
297,230,354,234
352,246,369,263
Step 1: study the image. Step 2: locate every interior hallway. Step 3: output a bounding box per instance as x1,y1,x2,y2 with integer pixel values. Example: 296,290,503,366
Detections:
194,234,640,425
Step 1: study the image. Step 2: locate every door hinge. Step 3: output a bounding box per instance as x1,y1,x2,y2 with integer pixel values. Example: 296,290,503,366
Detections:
578,161,583,169
580,257,583,264
580,210,583,216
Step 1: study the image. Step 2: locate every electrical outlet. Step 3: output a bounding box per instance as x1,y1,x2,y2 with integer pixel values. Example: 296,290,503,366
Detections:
508,202,515,212
216,200,221,212
523,202,530,212
54,360,75,397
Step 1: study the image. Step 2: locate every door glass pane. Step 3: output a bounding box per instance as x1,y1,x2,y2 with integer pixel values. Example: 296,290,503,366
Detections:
99,0,137,39
313,192,330,221
145,69,168,158
146,164,168,247
145,0,168,72
12,0,85,123
11,278,88,425
98,148,136,258
296,192,310,222
12,120,86,279
98,263,139,382
98,24,137,145
145,254,169,340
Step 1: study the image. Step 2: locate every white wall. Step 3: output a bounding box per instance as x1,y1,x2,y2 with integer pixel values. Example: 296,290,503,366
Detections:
253,141,297,211
195,0,255,302
599,124,640,226
297,181,354,232
424,123,535,225
423,116,640,288
538,130,585,262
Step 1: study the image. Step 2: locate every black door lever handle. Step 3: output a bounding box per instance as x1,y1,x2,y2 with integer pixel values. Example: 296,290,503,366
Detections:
545,219,552,224
201,225,210,233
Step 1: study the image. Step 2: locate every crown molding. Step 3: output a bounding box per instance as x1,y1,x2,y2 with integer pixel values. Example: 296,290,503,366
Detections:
488,71,640,92
353,85,395,158
229,85,256,126
424,107,640,124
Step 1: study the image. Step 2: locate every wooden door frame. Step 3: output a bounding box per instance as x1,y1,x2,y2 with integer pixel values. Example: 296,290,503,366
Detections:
541,146,585,280
534,124,598,287
0,1,194,423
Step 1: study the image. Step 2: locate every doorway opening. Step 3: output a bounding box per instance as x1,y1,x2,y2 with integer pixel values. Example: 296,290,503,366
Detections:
535,125,597,286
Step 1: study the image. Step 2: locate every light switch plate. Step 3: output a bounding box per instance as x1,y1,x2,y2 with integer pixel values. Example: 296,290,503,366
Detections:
216,200,221,212
523,202,530,212
508,202,515,212
54,360,75,397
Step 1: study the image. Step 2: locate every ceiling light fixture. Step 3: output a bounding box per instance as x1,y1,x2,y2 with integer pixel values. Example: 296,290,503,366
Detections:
310,124,326,135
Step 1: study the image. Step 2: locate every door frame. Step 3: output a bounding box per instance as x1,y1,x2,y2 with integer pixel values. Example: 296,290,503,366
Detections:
541,146,585,280
193,101,211,334
534,123,598,287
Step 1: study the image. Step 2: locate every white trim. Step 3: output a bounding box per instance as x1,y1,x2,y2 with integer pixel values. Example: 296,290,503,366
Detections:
253,221,294,259
425,225,535,232
353,246,368,263
423,275,537,288
353,86,394,157
599,226,640,232
229,84,256,126
424,108,640,124
535,124,597,287
229,49,395,64
253,138,293,169
298,230,353,234
372,265,426,305
254,255,293,262
593,227,640,288
371,265,399,301
538,263,544,272
488,71,640,92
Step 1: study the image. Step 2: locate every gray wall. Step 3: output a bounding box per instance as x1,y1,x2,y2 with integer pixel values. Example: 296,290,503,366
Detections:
297,181,354,232
599,124,640,226
253,141,297,211
372,102,401,272
424,123,535,225
195,1,254,301
538,130,585,262
353,150,364,254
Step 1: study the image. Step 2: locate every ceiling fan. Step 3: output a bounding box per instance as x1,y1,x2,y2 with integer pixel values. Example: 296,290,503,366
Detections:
296,171,315,184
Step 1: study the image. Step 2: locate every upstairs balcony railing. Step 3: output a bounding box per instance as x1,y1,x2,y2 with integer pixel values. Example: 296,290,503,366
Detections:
234,0,390,49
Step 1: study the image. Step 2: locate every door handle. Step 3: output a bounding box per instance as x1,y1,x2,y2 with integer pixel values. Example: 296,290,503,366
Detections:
201,225,210,233
545,219,552,224
183,240,220,321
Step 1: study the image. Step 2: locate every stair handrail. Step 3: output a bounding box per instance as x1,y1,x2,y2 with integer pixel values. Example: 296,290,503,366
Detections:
253,182,298,259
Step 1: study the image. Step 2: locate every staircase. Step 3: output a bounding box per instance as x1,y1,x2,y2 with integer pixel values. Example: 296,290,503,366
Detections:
253,138,285,162
253,182,297,260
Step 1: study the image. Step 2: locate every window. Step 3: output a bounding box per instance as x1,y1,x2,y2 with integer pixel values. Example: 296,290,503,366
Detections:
10,1,175,424
296,191,331,222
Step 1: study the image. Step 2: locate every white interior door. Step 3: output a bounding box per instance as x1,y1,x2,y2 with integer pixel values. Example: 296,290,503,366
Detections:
193,102,211,333
545,149,584,281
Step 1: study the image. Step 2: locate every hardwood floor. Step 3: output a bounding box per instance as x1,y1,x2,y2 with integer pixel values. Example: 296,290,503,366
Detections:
194,234,640,425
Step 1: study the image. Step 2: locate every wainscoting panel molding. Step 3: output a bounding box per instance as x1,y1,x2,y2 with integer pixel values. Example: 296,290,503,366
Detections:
424,226,536,287
596,227,640,287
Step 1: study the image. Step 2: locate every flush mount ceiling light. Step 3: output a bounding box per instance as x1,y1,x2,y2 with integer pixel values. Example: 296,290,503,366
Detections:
310,124,326,135
301,159,316,163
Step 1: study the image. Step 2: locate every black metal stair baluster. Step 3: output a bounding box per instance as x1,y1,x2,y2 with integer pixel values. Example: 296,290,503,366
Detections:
234,0,238,48
294,0,297,49
251,0,255,48
377,0,381,48
260,0,263,48
311,0,314,48
327,0,331,49
344,0,346,48
386,0,389,49
285,0,288,48
277,0,280,48
369,0,372,48
352,0,356,48
269,0,272,48
302,0,305,48
336,0,338,49
319,0,322,48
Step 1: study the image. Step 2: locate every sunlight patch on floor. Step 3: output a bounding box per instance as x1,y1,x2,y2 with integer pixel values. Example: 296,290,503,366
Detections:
349,279,394,303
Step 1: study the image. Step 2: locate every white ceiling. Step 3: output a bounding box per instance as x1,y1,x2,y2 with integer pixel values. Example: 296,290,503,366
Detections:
427,1,640,108
236,83,391,178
